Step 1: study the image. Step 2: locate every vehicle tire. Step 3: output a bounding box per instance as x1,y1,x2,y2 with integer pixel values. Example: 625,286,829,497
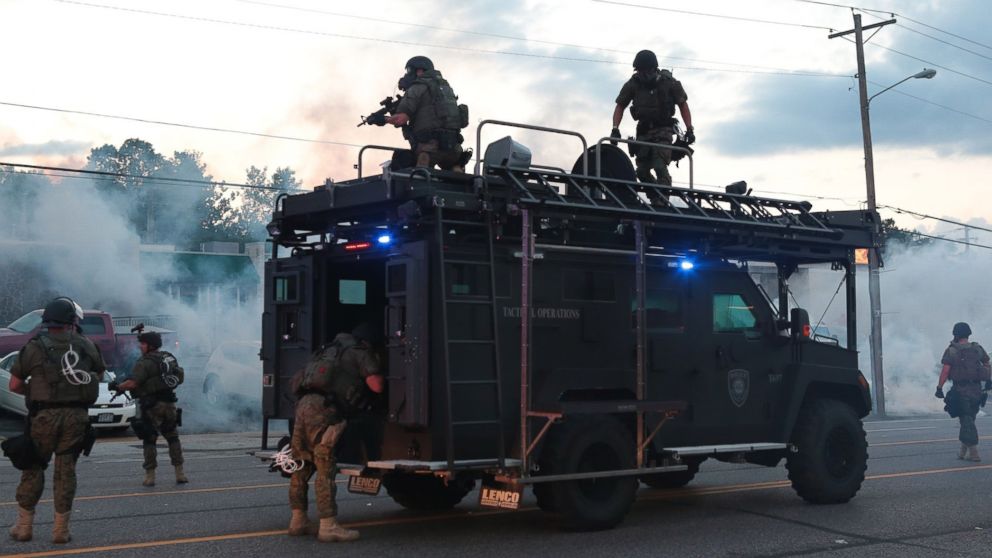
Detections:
640,459,699,489
786,398,868,504
542,416,637,531
382,473,474,511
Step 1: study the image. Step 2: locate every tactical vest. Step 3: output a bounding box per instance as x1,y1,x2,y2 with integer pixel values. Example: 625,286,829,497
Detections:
299,335,367,415
412,70,469,132
628,70,678,128
26,332,100,405
947,342,991,382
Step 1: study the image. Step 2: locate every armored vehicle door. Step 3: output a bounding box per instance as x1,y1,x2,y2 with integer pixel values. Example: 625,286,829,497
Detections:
385,241,429,426
262,255,316,420
690,270,783,442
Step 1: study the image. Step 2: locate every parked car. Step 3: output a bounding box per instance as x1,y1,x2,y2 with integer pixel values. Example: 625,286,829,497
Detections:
0,309,177,371
201,340,262,409
0,352,137,433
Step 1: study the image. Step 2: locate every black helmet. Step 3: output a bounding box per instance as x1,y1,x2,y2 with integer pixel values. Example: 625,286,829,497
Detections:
405,56,434,72
953,322,972,339
633,49,659,71
41,297,80,326
138,331,163,350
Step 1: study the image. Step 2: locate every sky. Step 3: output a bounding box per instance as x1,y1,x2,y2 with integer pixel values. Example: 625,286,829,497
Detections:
2,0,991,235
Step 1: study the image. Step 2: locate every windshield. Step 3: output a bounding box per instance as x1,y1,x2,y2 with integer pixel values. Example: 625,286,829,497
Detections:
7,312,42,333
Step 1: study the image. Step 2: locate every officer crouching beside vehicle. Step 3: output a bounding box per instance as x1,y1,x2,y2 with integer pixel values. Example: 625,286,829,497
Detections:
112,331,188,486
5,297,104,544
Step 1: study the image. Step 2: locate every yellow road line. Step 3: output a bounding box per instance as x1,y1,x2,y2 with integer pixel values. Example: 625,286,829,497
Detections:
872,435,992,447
4,462,991,558
0,483,287,508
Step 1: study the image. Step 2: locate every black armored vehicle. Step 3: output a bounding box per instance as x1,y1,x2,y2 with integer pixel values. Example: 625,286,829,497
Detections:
261,121,875,530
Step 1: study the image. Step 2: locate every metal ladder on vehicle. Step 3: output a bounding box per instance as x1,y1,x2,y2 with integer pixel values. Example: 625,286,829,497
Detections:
434,201,507,469
493,166,840,239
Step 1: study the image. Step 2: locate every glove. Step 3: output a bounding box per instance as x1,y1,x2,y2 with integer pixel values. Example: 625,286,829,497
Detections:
684,127,696,145
610,127,621,146
108,381,120,393
934,386,945,399
366,112,387,127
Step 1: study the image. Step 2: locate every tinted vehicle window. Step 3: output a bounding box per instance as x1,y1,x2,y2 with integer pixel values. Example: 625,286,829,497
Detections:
632,289,684,331
7,312,42,333
713,293,758,332
563,270,616,302
79,316,107,335
0,353,17,371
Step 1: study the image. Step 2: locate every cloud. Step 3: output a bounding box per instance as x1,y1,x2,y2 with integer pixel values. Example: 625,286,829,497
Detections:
710,0,992,156
0,140,91,157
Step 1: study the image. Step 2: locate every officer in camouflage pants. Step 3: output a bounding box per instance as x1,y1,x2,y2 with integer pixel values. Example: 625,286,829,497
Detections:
289,395,348,530
14,408,90,527
936,322,991,462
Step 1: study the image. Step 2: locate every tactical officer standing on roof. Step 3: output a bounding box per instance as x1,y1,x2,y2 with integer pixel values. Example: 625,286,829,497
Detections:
287,323,385,543
935,322,991,462
612,49,694,187
385,56,470,172
114,331,188,486
8,297,105,544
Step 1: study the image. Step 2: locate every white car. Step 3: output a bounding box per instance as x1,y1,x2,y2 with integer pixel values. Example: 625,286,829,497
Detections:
0,352,137,433
201,340,262,409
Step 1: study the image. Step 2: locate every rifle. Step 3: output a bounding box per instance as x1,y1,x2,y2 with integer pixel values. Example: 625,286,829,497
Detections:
358,96,402,127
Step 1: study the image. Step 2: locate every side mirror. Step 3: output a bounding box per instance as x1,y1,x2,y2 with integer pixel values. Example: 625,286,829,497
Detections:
790,308,812,341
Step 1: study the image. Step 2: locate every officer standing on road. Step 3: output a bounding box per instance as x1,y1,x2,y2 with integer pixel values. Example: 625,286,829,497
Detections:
935,322,991,462
287,323,385,543
384,56,469,172
115,331,188,486
7,297,104,544
612,49,694,187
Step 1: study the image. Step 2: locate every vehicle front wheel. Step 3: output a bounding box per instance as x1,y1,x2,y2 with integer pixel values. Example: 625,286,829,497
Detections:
542,416,637,531
382,473,474,511
786,398,868,504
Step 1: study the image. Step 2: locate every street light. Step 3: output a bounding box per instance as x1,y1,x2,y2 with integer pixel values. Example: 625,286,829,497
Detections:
860,67,937,416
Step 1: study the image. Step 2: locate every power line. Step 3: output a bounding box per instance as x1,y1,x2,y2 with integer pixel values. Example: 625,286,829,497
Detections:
0,101,364,148
909,230,992,251
878,204,992,236
793,1,992,59
592,0,835,31
236,0,828,75
0,161,295,191
49,0,847,78
866,43,992,89
869,82,992,126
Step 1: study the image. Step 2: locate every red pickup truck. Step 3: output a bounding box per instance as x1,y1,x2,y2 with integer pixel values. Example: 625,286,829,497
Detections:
0,309,177,371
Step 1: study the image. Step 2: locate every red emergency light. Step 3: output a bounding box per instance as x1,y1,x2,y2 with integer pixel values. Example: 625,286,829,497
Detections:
343,241,372,252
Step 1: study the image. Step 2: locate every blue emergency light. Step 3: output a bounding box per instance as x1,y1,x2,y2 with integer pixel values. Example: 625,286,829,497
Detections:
377,234,393,245
680,260,695,271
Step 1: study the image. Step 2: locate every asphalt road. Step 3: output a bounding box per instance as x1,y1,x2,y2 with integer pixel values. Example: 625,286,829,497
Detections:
2,414,992,558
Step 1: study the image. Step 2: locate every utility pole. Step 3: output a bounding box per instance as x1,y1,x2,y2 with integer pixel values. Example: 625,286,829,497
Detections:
830,14,896,416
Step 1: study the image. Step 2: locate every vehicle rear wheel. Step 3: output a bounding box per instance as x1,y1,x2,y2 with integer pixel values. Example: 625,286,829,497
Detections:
640,459,699,489
542,416,637,531
382,473,474,511
786,398,868,504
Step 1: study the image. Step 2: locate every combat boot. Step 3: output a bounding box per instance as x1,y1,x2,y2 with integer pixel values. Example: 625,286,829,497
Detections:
8,506,33,542
52,512,71,544
967,445,981,462
143,469,156,487
958,443,968,460
175,465,189,484
317,517,360,543
288,509,312,536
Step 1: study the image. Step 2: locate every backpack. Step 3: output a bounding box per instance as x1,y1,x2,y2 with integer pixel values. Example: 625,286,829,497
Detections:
30,333,100,405
947,342,991,382
414,71,469,131
629,70,677,127
149,351,184,389
295,334,370,415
